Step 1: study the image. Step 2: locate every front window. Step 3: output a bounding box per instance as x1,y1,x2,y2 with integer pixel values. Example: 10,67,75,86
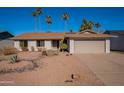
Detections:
37,40,44,47
52,40,59,48
20,40,28,47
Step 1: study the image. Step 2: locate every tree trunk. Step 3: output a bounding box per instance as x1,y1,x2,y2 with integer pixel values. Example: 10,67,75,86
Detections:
38,16,41,32
64,20,67,32
48,24,50,32
34,17,37,32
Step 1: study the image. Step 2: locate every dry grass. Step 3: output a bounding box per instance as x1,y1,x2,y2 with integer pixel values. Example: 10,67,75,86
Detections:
2,47,17,55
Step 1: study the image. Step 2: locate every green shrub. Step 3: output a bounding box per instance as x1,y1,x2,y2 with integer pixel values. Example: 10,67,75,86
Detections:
61,43,68,51
3,47,17,55
10,55,20,64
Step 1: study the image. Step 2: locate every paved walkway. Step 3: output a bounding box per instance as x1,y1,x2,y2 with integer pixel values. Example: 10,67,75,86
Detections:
75,52,124,85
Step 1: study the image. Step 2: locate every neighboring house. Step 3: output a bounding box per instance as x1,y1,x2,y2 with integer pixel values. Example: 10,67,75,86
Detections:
11,30,111,53
0,31,14,49
104,30,124,51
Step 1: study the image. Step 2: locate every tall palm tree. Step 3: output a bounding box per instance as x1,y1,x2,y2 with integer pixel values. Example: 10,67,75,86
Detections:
46,16,52,32
36,8,43,31
95,22,101,32
32,11,38,32
89,21,94,29
79,25,84,32
62,13,69,31
79,19,94,32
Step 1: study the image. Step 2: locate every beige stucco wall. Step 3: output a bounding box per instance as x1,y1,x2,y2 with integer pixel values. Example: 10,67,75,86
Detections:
14,40,22,51
28,40,38,51
45,40,52,49
69,39,74,54
14,39,110,53
14,40,53,51
105,39,110,53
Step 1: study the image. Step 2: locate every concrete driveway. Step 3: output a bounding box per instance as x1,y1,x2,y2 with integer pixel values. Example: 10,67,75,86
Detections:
75,52,124,85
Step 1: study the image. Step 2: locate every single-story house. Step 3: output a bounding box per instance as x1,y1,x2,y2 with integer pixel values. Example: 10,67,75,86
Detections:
0,31,14,49
104,30,124,51
11,30,111,53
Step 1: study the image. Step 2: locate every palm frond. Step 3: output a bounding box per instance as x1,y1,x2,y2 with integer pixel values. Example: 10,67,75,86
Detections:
46,16,52,24
62,13,69,20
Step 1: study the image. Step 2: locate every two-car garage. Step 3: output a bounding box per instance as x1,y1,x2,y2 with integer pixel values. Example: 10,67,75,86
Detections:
66,30,111,54
74,39,105,53
69,38,110,54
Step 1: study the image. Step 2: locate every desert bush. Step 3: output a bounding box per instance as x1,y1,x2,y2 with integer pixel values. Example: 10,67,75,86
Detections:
42,50,47,56
0,59,40,74
3,47,17,55
10,55,20,64
60,43,68,51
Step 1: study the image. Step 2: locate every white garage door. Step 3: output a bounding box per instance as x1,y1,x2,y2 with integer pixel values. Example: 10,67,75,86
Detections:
74,40,105,53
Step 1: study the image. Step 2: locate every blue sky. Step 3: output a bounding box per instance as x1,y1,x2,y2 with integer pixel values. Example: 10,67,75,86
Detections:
0,7,124,35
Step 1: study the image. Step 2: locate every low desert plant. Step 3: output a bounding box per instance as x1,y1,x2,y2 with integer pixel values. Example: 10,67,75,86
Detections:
3,47,17,55
10,55,20,64
42,50,47,56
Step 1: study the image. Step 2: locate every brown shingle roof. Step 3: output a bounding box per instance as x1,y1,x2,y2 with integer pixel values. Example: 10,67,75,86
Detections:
11,32,65,40
66,30,112,39
11,31,112,40
66,33,111,39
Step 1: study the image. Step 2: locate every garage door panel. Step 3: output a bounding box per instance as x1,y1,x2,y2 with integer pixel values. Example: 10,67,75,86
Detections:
74,40,105,53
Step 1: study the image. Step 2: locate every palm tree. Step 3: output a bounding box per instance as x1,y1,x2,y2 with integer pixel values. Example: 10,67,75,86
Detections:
88,21,94,29
32,11,38,32
95,22,101,32
46,16,52,32
79,25,84,32
79,19,94,32
62,13,69,31
36,8,43,31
